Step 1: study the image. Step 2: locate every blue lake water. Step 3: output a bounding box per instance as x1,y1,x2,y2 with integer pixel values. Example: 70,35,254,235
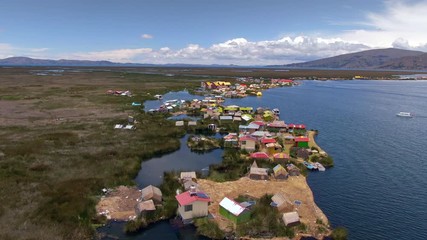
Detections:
102,80,427,239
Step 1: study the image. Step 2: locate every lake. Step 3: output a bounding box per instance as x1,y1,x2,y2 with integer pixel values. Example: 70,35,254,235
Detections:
102,80,427,239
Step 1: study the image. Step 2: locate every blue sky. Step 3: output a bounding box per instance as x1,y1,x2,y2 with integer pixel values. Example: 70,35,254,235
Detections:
1,0,426,64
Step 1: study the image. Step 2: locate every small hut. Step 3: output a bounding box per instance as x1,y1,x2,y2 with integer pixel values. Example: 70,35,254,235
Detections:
282,211,300,226
273,164,289,180
271,193,293,212
249,161,269,180
273,152,290,164
294,136,309,148
141,185,163,204
135,199,156,215
219,197,251,224
286,164,300,176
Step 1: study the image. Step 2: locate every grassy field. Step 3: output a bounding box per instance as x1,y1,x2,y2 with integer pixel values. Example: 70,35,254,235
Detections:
0,67,208,239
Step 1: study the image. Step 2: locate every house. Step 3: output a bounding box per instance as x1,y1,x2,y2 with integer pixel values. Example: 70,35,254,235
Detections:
282,211,300,226
267,120,287,131
271,193,293,212
239,123,259,134
219,197,251,224
219,115,233,121
273,164,289,180
188,121,197,126
251,131,272,139
286,164,300,176
141,185,163,204
223,133,239,148
180,171,197,182
135,199,156,215
239,135,257,152
294,136,309,148
249,161,269,180
175,189,211,223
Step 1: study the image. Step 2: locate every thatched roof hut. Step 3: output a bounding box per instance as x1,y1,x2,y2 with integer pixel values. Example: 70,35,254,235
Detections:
135,199,156,215
282,211,300,226
141,185,162,204
249,161,269,180
273,164,289,180
271,193,293,212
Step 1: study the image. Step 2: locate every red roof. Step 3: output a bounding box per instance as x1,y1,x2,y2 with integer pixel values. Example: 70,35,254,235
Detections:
251,121,266,126
294,137,309,142
175,191,211,206
250,152,270,159
288,124,306,129
239,135,257,142
261,138,276,144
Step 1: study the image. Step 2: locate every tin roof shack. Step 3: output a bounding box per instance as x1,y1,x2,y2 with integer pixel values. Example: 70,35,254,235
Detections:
282,211,300,226
219,197,251,224
176,189,211,223
141,185,163,204
273,164,289,180
271,193,293,212
294,136,309,148
249,161,269,180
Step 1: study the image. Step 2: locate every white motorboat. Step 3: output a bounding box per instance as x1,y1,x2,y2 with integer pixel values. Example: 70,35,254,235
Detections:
396,112,413,118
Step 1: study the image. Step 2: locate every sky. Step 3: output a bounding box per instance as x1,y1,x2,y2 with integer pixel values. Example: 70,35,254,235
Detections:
1,0,427,65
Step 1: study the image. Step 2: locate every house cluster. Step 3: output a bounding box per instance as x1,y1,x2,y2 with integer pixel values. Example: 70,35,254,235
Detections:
200,78,297,99
173,172,301,228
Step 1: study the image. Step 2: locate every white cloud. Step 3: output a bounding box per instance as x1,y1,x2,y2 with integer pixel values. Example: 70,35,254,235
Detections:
70,48,153,62
29,48,49,52
338,0,427,51
0,43,14,58
141,34,153,39
63,36,369,65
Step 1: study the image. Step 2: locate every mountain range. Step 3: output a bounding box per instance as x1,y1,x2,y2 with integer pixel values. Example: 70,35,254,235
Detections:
1,48,427,70
282,48,427,70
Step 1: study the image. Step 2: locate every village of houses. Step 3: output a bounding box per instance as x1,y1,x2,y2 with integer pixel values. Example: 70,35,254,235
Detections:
97,78,332,238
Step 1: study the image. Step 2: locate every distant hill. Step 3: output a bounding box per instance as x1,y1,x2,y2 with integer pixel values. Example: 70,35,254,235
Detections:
378,53,427,70
0,57,134,67
281,48,427,70
0,56,244,68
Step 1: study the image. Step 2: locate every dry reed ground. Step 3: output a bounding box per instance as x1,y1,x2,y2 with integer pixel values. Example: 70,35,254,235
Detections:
198,177,329,238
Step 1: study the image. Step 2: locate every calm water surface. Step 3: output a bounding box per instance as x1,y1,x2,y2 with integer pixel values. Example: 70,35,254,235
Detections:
102,80,427,239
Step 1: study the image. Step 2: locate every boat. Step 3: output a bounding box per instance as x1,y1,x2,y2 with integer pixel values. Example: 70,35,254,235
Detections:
303,161,315,170
314,162,325,171
396,112,413,117
272,108,280,115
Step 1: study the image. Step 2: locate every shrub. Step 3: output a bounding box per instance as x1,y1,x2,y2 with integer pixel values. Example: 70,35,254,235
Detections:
194,217,225,239
331,226,348,240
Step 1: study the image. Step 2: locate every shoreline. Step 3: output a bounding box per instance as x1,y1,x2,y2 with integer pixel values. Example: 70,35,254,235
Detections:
96,81,334,239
